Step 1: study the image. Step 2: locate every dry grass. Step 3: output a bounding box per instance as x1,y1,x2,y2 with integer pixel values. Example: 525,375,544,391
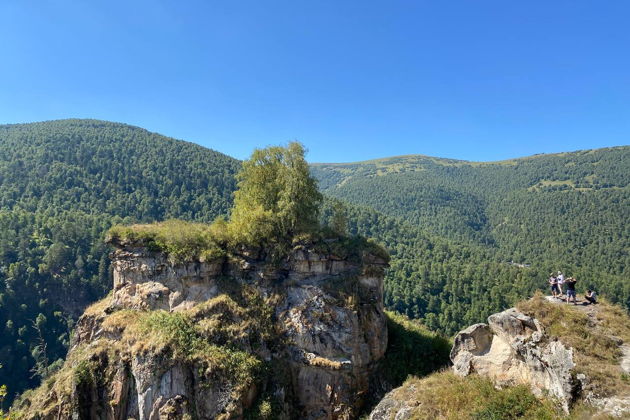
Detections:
11,291,277,418
517,293,630,398
107,219,229,262
306,355,343,370
82,292,113,317
386,371,563,420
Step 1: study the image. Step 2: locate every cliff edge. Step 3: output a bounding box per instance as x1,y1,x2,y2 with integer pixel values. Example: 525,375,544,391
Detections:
370,294,630,419
13,235,389,420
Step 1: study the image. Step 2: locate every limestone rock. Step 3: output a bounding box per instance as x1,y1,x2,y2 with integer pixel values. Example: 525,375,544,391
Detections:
587,395,630,418
16,241,388,420
368,386,415,420
450,308,577,412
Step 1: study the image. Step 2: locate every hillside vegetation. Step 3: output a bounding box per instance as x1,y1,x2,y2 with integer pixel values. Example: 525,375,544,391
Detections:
312,149,629,256
0,120,239,406
313,148,630,331
1,120,628,410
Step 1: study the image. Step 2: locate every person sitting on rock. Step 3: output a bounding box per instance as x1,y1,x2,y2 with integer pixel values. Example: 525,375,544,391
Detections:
549,273,559,298
565,277,577,305
585,289,597,305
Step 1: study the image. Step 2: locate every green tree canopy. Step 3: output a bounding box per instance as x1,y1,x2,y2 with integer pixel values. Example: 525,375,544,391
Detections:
228,142,322,246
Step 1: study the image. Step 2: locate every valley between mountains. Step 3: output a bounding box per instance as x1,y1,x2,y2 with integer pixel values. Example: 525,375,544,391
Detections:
0,119,628,418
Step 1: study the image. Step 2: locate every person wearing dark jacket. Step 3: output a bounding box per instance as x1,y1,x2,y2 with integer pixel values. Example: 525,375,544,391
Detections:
565,277,577,305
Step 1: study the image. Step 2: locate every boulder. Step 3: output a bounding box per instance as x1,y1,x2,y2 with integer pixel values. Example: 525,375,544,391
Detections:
450,308,577,412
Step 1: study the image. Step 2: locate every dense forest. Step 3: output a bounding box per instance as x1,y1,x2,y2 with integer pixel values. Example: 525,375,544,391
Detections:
0,120,628,408
313,150,630,318
0,120,239,406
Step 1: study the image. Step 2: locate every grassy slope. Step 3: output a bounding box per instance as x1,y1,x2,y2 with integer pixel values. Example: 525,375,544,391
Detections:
376,297,630,420
518,294,630,399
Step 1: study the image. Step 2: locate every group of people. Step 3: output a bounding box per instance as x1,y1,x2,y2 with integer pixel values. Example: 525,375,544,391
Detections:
548,271,597,305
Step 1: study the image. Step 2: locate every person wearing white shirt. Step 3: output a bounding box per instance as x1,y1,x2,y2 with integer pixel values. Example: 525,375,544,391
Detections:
557,271,565,296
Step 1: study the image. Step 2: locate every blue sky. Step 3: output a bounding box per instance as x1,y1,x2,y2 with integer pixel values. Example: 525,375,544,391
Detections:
1,1,629,162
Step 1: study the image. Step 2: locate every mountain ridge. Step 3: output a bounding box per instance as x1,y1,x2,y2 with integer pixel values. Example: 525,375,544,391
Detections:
0,119,628,412
4,118,627,166
311,146,629,166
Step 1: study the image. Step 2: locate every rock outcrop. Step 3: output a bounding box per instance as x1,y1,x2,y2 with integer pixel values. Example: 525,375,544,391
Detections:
450,308,577,412
368,297,630,419
369,306,581,419
15,239,389,420
368,387,415,420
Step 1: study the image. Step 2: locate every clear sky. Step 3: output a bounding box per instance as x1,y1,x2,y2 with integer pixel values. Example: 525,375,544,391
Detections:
1,1,629,162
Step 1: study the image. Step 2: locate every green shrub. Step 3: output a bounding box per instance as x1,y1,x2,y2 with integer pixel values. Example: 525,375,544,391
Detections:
228,142,322,247
472,385,554,420
73,360,97,388
139,311,197,358
136,309,263,391
244,387,283,420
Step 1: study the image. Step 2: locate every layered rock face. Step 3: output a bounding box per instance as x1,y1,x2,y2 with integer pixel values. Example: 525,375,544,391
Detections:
450,308,577,412
17,240,388,420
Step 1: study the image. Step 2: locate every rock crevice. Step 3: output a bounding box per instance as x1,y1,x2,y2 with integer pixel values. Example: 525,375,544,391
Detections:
17,241,389,420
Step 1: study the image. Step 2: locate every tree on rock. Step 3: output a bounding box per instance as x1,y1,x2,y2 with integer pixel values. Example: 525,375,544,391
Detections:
228,142,322,247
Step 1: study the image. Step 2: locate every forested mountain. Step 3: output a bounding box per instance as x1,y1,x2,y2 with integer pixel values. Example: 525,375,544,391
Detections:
321,200,541,333
313,148,630,325
0,120,240,406
1,119,628,410
312,149,629,244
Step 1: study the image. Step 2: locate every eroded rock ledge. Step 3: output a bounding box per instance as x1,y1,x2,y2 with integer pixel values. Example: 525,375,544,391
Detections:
16,240,389,420
450,308,577,412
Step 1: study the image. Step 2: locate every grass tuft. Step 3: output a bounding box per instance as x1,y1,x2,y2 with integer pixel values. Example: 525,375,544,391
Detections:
386,371,563,420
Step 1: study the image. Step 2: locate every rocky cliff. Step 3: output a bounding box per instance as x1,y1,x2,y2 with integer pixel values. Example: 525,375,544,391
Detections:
369,306,578,420
13,237,389,420
370,296,630,419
